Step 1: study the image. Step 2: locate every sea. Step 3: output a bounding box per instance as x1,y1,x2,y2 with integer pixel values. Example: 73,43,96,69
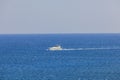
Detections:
0,34,120,80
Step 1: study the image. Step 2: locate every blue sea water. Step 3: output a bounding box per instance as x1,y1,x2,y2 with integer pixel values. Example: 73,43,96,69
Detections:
0,34,120,80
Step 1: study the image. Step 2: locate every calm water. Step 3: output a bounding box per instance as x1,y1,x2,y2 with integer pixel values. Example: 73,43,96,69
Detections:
0,34,120,80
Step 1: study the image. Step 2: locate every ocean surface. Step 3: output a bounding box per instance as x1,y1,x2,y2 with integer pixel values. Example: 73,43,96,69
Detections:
0,34,120,80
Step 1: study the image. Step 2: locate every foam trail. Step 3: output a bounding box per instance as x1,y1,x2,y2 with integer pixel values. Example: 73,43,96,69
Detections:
62,47,120,51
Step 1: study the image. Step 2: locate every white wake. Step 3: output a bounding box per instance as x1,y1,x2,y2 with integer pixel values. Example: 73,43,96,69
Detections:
62,47,120,51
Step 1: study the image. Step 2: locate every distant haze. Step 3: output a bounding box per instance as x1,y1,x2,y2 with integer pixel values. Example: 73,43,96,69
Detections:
0,0,120,34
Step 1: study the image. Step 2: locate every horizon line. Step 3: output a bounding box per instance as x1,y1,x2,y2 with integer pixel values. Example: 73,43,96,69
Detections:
0,33,120,35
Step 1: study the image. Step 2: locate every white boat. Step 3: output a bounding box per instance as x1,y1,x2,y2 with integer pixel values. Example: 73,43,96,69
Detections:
49,45,62,51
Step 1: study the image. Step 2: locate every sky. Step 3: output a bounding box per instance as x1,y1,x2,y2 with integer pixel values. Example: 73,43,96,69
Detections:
0,0,120,34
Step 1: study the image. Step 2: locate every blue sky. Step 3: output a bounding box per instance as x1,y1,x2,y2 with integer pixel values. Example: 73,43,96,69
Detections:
0,0,120,33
